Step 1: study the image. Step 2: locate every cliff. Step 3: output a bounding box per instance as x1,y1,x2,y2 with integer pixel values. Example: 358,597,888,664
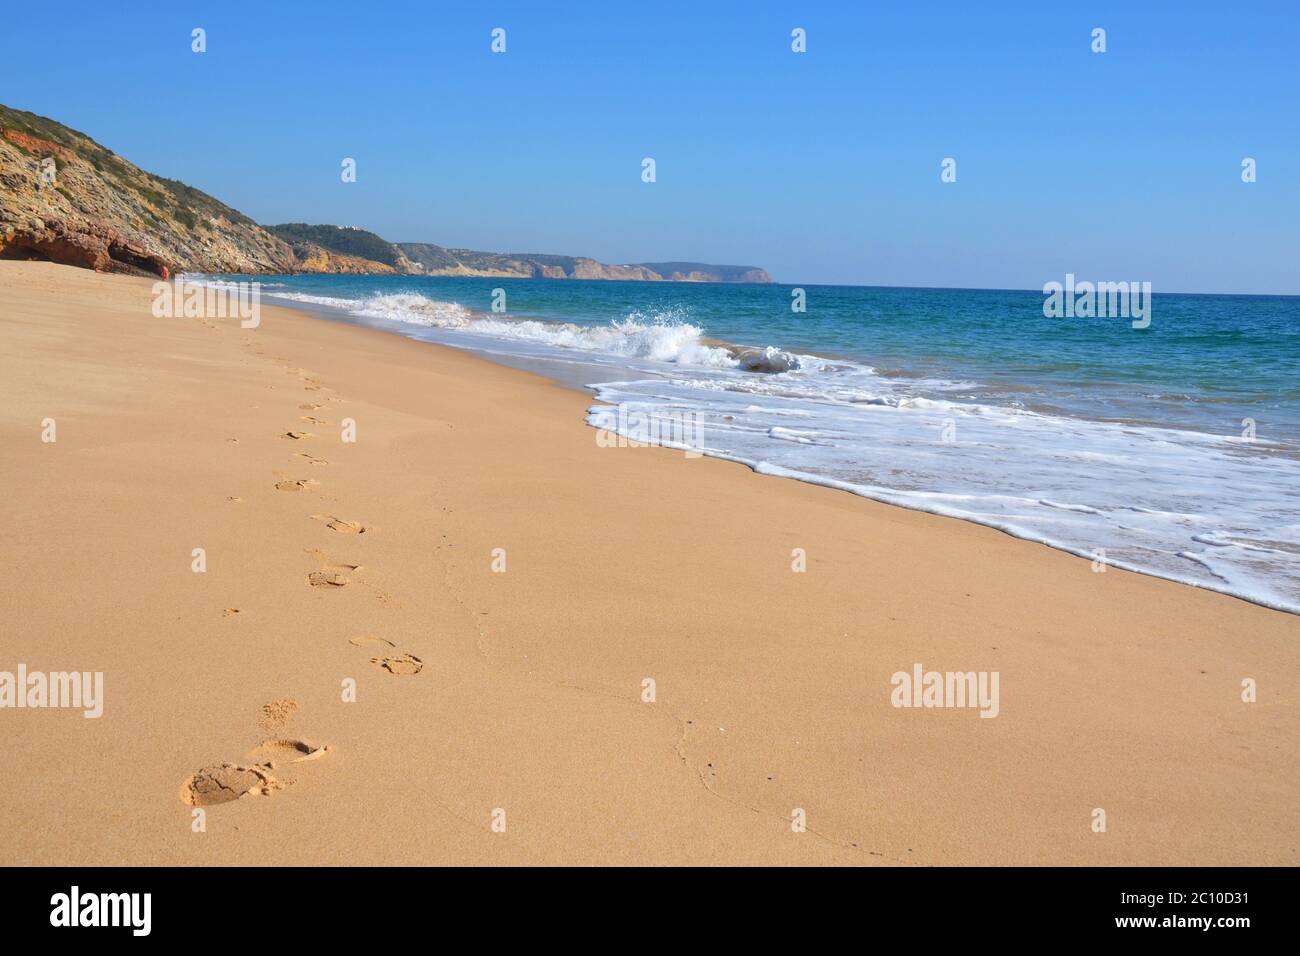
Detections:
0,105,296,276
265,223,419,274
0,104,771,283
397,245,772,283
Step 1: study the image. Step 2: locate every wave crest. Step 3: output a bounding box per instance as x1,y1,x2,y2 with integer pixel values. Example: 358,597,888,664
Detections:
267,291,811,371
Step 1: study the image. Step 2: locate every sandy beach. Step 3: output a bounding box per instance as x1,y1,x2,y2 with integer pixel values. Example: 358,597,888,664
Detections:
0,260,1295,866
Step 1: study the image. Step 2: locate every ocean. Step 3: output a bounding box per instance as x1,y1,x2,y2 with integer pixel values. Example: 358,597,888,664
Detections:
201,273,1300,614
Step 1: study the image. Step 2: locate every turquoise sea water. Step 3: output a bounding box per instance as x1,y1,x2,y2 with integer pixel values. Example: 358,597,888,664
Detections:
205,273,1300,613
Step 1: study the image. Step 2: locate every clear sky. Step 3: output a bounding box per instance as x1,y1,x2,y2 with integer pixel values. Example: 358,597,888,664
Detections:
4,0,1297,292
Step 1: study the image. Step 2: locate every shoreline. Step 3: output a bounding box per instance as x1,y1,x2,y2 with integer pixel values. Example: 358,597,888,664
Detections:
251,278,1300,617
2,261,1296,865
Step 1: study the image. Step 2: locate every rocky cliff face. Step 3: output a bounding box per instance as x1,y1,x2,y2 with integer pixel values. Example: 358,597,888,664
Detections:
265,223,417,273
0,107,390,277
396,245,664,280
1,104,772,283
635,262,774,283
270,234,403,275
0,106,298,275
398,245,773,283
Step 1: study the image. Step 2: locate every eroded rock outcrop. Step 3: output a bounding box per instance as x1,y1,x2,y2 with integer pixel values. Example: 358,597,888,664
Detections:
0,216,169,276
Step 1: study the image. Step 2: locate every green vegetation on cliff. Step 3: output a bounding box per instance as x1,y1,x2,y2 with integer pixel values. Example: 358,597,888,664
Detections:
267,223,404,268
0,104,258,237
1,103,294,274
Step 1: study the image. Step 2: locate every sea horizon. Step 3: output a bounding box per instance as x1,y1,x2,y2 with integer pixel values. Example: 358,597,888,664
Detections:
228,270,1300,298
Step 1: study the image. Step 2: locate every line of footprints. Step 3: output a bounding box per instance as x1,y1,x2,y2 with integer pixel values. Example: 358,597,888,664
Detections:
181,358,422,810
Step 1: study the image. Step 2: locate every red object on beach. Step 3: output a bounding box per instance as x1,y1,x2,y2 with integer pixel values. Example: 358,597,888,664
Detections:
161,265,170,280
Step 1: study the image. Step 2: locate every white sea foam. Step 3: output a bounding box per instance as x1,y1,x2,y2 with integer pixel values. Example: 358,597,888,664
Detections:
264,287,1300,615
266,291,743,367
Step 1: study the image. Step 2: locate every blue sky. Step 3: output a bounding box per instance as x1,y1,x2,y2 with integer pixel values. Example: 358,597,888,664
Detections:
4,0,1297,292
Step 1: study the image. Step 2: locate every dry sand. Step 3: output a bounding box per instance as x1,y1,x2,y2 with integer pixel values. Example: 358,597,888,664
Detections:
0,261,1295,865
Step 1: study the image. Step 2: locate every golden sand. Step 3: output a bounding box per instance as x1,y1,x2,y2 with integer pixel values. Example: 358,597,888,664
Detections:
1,261,1295,865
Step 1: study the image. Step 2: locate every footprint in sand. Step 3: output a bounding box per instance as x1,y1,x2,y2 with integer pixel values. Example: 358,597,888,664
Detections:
299,403,324,411
247,737,329,765
282,430,314,440
306,552,361,587
370,652,424,675
180,764,276,806
348,636,423,675
312,514,369,534
294,453,329,467
275,478,320,492
179,702,330,807
349,635,394,649
178,739,329,807
308,570,352,588
261,698,299,730
300,416,329,425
